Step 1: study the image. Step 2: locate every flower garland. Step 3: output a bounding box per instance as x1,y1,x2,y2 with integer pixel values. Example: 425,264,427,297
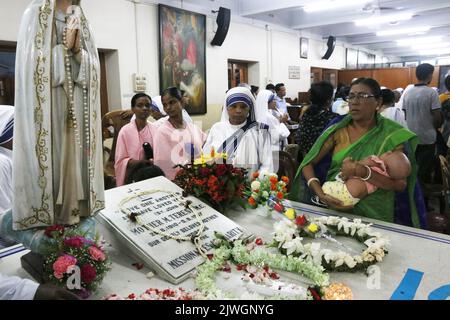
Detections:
118,190,208,258
271,215,389,272
194,235,330,300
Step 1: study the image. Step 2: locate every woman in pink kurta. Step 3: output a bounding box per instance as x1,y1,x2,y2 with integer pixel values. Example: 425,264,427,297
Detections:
114,93,155,186
153,87,206,180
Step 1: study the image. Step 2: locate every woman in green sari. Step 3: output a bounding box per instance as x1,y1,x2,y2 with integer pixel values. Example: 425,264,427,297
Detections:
290,78,426,228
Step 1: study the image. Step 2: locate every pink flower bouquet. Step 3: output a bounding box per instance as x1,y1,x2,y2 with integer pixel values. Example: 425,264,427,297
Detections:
43,226,110,298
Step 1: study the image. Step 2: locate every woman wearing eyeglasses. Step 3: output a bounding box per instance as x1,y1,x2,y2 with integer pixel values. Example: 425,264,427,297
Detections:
290,78,426,229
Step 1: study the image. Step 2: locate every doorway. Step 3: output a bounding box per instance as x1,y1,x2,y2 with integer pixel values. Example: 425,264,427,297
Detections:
228,60,249,89
0,43,109,118
310,67,338,87
0,44,16,106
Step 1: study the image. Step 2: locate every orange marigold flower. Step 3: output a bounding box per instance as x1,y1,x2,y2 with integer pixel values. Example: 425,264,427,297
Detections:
281,176,289,184
210,147,215,158
276,191,284,199
248,197,256,206
252,171,260,179
269,176,278,184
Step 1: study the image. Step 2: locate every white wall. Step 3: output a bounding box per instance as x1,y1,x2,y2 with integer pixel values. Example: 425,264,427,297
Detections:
0,0,349,130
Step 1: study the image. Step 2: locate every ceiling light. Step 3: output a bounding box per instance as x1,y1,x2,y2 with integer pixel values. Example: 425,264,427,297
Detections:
376,26,431,36
396,36,442,46
303,0,369,13
354,13,413,26
418,48,450,56
411,42,450,50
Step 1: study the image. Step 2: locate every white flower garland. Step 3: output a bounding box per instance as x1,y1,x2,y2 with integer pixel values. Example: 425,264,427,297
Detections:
194,239,329,300
272,216,389,272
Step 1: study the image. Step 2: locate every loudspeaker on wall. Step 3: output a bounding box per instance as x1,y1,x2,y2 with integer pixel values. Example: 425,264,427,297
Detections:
211,7,231,46
322,36,336,60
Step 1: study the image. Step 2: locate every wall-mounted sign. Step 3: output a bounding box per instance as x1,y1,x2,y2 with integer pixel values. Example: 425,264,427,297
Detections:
288,66,301,79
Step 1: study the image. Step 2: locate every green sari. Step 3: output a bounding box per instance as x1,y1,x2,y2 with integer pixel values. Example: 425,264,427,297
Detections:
290,114,423,227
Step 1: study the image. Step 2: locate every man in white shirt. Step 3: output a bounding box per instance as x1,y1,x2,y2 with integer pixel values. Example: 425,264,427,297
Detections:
0,273,80,300
273,83,290,123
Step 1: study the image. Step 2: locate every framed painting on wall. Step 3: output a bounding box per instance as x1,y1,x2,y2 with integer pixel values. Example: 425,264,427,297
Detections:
158,4,206,114
300,37,308,59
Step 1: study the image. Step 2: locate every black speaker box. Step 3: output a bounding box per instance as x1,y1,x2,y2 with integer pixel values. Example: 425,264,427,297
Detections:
322,36,336,60
211,7,231,46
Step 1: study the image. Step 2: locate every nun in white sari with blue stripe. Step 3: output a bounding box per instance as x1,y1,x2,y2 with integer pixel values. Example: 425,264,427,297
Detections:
203,87,274,176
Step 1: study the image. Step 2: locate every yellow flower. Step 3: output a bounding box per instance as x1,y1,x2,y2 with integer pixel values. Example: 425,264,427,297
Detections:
284,208,295,220
307,223,319,233
194,154,206,165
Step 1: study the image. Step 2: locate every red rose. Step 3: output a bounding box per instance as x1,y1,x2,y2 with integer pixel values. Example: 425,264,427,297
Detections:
215,164,228,176
199,167,211,176
236,264,247,271
63,237,84,248
276,191,284,200
207,175,218,188
295,215,308,227
255,238,264,245
269,272,279,279
81,264,97,284
308,287,322,300
44,225,65,238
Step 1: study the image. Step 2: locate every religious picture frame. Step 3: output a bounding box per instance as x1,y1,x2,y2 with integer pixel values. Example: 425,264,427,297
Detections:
300,37,308,59
158,4,207,115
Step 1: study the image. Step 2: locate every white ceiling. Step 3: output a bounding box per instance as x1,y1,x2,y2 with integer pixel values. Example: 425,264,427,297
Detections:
143,0,450,60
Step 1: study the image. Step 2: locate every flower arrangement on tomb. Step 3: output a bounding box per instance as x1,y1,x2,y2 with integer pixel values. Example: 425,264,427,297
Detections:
194,233,333,300
271,213,389,272
42,225,111,298
173,148,248,213
245,172,289,209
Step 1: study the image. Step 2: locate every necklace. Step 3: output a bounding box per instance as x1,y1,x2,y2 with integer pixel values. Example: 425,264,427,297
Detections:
118,190,208,258
62,21,89,149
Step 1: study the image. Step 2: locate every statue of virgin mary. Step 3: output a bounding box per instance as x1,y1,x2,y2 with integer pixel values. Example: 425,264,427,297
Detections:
12,0,104,230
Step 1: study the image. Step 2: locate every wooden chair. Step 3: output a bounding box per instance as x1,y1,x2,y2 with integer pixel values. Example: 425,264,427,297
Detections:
102,109,134,189
425,155,450,234
284,144,300,167
275,151,297,191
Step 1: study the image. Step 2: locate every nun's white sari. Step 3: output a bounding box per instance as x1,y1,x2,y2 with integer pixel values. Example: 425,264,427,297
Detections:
13,0,104,230
203,87,273,176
